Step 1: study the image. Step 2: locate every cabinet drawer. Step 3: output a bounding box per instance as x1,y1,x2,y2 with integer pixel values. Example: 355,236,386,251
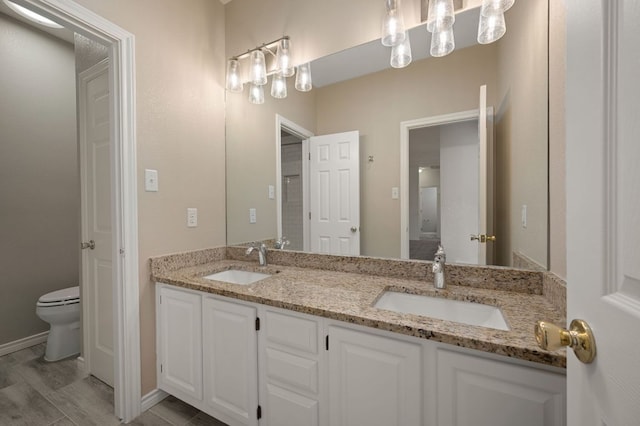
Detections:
266,348,318,394
265,311,318,354
265,384,319,426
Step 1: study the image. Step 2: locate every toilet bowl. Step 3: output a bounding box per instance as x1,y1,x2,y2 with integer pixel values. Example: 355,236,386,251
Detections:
36,286,80,362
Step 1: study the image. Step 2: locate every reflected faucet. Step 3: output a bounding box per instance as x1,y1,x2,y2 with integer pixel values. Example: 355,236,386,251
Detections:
274,237,290,250
433,244,446,289
246,243,268,266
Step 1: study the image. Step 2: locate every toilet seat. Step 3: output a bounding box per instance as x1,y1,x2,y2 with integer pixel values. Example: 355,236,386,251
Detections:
37,286,80,307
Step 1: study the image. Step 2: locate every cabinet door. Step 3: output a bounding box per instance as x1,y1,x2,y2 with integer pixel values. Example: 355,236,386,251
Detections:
157,285,202,402
328,325,422,426
436,349,566,426
203,296,258,426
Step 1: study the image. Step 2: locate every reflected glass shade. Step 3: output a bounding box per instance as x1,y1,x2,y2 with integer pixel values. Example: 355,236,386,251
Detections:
427,0,455,33
3,0,63,28
275,39,295,77
430,27,455,57
248,83,264,104
480,0,515,16
271,73,288,99
225,59,243,93
381,0,405,47
390,31,412,68
477,11,506,44
250,50,267,86
295,63,313,92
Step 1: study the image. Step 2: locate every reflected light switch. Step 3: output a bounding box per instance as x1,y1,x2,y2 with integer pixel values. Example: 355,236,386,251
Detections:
144,169,158,192
392,187,399,199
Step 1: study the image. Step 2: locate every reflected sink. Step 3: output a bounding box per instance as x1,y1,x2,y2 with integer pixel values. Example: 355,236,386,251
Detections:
374,291,509,331
203,270,271,285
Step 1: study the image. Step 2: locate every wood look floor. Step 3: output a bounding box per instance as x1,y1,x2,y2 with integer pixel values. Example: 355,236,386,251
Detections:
0,343,226,426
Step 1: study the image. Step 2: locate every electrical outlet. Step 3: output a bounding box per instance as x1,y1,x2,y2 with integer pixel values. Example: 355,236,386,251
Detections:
249,208,257,224
187,208,197,228
521,204,527,228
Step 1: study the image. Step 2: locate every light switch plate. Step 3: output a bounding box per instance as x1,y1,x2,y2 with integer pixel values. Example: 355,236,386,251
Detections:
144,169,158,192
249,208,257,224
521,204,527,228
268,185,275,200
187,208,197,228
391,187,399,199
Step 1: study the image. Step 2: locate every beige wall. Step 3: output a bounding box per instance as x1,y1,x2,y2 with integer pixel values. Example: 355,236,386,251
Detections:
0,15,78,345
494,0,549,268
549,0,566,279
315,45,499,258
72,0,227,394
226,87,316,245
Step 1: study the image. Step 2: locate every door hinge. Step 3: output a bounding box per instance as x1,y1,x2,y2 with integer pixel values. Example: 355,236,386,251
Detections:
325,335,329,350
159,295,162,304
309,212,311,220
309,153,311,161
160,364,163,373
257,405,262,419
255,317,260,331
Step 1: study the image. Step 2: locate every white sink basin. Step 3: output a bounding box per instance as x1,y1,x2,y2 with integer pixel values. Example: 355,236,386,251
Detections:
374,291,509,331
203,269,271,285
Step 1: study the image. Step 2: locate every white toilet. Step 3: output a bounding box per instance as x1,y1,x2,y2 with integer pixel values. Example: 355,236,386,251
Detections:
36,286,81,362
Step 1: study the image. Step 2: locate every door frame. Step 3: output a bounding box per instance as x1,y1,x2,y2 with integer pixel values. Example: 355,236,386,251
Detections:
18,0,140,421
275,114,314,251
399,108,493,259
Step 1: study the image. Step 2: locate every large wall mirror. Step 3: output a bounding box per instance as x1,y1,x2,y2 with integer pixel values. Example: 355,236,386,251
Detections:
226,0,549,270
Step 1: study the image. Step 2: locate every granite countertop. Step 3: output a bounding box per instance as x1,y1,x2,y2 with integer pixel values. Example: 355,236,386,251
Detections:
152,254,567,369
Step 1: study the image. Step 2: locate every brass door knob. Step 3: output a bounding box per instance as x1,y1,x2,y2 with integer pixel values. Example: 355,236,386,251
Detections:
470,234,497,243
350,227,358,233
81,240,95,250
534,319,597,364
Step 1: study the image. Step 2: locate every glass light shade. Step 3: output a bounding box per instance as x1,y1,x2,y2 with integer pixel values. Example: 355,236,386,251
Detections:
250,50,267,86
295,63,312,92
427,0,455,33
271,73,288,99
480,0,515,16
225,59,243,93
430,27,455,57
390,32,412,68
477,11,506,44
275,39,295,78
381,0,405,47
248,83,264,104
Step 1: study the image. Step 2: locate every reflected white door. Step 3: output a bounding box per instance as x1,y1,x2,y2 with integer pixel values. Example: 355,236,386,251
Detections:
477,85,489,264
309,131,360,255
79,59,114,386
566,1,640,424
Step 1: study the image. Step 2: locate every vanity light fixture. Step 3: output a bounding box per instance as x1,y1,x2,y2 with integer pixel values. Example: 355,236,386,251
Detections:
390,31,412,68
295,63,313,92
226,36,312,102
480,0,515,16
3,0,63,28
426,0,455,33
381,0,406,47
431,26,455,57
477,11,506,44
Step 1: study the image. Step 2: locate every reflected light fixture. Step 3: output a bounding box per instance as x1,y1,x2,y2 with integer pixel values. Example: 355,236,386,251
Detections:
275,38,294,77
381,0,405,47
477,11,506,44
295,63,312,92
271,73,288,99
430,26,455,57
248,83,264,105
426,0,455,33
3,0,63,28
390,31,412,68
250,50,268,86
225,59,243,93
480,0,515,16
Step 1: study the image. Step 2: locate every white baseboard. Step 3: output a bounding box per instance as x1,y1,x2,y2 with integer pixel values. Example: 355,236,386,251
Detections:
141,388,169,412
0,331,49,357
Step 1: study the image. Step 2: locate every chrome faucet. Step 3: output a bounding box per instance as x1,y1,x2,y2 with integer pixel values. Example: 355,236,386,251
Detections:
274,236,290,250
432,244,446,289
246,242,268,266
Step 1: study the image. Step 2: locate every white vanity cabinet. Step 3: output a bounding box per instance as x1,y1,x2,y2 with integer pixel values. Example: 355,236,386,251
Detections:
327,325,422,426
258,308,325,426
156,285,203,404
156,283,566,426
202,296,259,426
156,284,259,426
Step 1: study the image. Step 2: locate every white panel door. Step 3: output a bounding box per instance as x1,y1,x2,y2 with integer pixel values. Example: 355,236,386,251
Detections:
157,286,203,401
79,59,114,386
203,297,258,426
327,326,421,426
566,1,640,424
309,131,360,255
